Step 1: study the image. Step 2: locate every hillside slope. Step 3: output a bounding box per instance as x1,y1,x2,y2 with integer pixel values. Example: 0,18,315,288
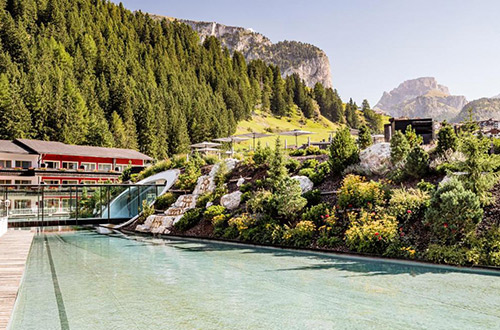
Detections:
454,98,500,122
151,16,333,89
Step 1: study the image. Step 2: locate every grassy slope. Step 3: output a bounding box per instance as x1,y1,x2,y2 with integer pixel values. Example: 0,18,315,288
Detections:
234,108,342,151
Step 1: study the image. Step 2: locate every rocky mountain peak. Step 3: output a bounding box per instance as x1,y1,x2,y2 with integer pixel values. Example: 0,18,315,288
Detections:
150,15,333,89
374,77,467,121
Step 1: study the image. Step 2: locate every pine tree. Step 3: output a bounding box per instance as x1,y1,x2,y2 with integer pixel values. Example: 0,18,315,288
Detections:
358,125,372,150
0,74,31,139
436,122,459,154
110,111,127,148
328,127,359,175
390,130,410,165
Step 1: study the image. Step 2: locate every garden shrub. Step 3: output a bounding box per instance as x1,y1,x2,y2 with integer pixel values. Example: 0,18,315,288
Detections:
388,188,430,224
404,125,423,148
436,122,458,155
286,158,301,173
135,159,173,182
174,208,203,231
196,192,214,208
240,191,252,203
273,177,307,219
304,145,323,155
289,149,306,156
425,178,483,244
239,183,253,193
155,192,176,210
303,189,321,206
298,166,326,185
136,200,155,224
203,155,219,165
337,175,386,209
253,141,272,166
228,213,257,238
416,180,435,193
357,124,372,150
177,160,201,191
404,145,429,179
425,244,472,266
247,190,274,214
204,205,226,220
282,220,316,248
301,203,333,227
345,211,398,254
328,127,360,176
302,159,319,169
390,130,410,165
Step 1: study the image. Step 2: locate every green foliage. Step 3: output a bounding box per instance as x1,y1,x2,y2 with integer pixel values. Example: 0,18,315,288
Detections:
416,180,436,193
298,167,325,185
196,192,215,208
267,137,288,184
328,127,360,176
204,205,226,220
302,159,319,169
155,193,176,210
282,221,316,247
285,158,301,173
247,190,274,214
425,244,473,266
361,100,384,133
273,177,307,219
404,125,423,148
135,159,173,182
458,132,499,204
404,146,429,179
174,208,203,232
301,203,333,227
136,200,154,224
252,140,272,166
0,0,331,157
337,175,387,209
303,189,322,206
390,130,410,165
177,159,201,191
436,122,458,154
290,145,324,156
357,125,372,150
425,178,483,244
345,98,360,128
345,211,398,254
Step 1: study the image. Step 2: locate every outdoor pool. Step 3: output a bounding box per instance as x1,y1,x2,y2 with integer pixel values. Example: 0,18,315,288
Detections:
9,229,500,329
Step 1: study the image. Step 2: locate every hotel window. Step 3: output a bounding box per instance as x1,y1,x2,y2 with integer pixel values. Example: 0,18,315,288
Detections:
82,180,95,185
115,165,127,172
15,161,31,169
81,163,96,171
98,163,113,171
43,180,59,185
14,180,31,184
44,198,59,209
0,180,12,184
14,199,31,209
62,180,78,185
62,161,78,170
45,161,59,169
62,198,76,209
0,160,12,168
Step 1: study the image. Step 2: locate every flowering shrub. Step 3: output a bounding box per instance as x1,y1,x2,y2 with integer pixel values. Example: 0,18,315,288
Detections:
337,175,387,209
273,178,307,218
282,220,316,247
204,205,226,220
301,203,334,227
317,214,343,248
345,211,398,254
388,188,430,224
247,190,274,214
227,213,257,238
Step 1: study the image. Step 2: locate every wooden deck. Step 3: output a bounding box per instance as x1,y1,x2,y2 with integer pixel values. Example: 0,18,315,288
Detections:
0,230,34,329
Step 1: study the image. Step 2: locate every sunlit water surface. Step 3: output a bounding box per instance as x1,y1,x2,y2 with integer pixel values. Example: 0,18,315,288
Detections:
9,229,500,329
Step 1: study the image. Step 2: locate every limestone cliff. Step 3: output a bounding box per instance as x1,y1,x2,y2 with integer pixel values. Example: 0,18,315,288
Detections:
151,15,333,88
454,98,500,122
374,77,467,121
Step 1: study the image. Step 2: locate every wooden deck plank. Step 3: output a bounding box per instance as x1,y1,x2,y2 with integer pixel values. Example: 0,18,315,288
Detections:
0,230,34,330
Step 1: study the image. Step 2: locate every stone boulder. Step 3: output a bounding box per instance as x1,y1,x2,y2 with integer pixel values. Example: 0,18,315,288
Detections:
220,191,243,210
360,143,391,175
291,176,314,193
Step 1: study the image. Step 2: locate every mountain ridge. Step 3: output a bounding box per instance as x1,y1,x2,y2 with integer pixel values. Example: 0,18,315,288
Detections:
150,15,333,89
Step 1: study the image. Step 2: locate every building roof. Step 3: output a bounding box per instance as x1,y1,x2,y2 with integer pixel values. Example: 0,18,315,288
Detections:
0,140,34,154
14,139,153,161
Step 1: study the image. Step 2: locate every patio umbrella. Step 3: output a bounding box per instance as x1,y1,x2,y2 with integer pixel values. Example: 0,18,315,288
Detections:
193,147,221,154
236,132,273,149
213,136,249,155
279,130,314,148
190,141,221,149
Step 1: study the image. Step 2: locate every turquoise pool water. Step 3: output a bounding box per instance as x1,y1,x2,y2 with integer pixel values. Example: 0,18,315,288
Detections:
9,229,500,329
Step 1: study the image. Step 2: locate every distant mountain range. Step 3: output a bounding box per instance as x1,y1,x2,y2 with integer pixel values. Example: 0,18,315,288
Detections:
374,77,500,122
150,15,332,89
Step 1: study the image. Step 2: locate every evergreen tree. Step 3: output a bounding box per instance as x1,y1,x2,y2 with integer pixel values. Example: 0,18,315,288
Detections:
390,130,410,165
268,137,288,185
436,122,458,154
358,124,372,150
0,73,31,139
328,127,359,175
404,145,429,179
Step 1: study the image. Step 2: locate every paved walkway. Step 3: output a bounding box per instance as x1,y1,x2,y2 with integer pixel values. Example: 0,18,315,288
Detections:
0,230,34,329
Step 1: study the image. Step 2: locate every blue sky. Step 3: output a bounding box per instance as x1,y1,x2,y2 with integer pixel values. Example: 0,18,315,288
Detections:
115,0,500,105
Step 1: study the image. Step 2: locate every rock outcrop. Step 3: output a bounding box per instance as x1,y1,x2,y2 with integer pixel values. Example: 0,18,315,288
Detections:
454,98,500,122
220,191,243,210
151,15,332,88
291,176,314,193
359,143,391,175
374,77,467,121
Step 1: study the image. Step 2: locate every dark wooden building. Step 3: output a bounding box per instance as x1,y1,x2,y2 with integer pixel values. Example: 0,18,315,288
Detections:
384,118,435,144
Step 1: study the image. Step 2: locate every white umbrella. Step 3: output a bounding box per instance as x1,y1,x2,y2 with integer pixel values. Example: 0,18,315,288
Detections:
236,132,273,149
190,141,221,149
279,130,314,147
214,136,249,155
